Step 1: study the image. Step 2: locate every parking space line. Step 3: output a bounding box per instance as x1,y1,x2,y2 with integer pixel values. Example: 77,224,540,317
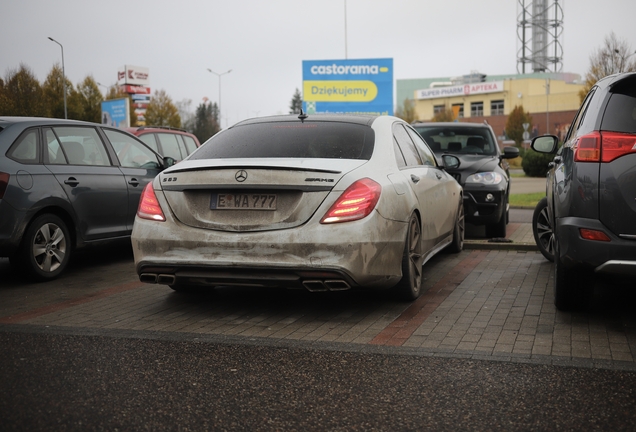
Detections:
0,281,144,324
369,250,489,346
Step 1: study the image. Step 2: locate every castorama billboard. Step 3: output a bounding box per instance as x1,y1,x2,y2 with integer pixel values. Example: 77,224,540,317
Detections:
302,58,393,115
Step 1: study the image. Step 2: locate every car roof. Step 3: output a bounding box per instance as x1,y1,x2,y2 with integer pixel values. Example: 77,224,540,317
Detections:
127,126,192,135
411,121,492,129
231,113,379,128
0,116,98,128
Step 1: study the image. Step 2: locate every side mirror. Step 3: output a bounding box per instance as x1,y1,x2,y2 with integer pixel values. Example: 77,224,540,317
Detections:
162,156,177,169
441,154,460,170
501,146,520,159
531,135,559,154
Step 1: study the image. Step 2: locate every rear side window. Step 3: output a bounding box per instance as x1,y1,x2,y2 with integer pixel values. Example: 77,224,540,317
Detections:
49,127,111,166
182,135,198,154
601,93,636,134
191,122,374,160
138,134,159,153
7,129,39,163
157,133,186,160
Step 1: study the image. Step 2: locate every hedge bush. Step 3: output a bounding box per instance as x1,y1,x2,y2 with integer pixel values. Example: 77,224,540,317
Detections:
522,149,556,177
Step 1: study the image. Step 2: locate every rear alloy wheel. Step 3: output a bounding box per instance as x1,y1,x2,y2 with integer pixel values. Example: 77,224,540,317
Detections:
18,214,71,281
532,197,555,262
447,202,465,253
395,213,424,301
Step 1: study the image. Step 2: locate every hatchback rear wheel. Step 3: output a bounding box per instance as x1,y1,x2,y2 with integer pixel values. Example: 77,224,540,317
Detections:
18,214,71,281
394,213,423,301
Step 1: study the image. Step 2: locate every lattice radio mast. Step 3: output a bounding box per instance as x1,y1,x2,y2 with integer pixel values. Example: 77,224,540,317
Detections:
517,0,564,73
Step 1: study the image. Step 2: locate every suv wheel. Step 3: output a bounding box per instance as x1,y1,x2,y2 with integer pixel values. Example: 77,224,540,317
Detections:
553,239,590,311
532,197,555,262
18,214,71,281
485,207,507,238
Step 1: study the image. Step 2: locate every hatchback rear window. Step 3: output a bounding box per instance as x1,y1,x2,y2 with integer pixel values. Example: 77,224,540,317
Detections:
191,122,375,160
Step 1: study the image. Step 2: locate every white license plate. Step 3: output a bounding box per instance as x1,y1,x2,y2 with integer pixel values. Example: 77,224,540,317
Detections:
211,193,277,210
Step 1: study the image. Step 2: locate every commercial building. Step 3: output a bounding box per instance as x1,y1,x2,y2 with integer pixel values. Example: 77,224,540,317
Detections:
396,72,585,143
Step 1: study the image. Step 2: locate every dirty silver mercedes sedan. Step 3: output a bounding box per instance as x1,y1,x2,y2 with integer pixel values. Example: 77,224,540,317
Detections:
131,114,464,300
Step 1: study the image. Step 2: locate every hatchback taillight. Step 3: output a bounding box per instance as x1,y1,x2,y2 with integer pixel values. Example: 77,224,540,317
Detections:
574,131,636,163
320,178,381,224
0,172,8,199
137,182,165,221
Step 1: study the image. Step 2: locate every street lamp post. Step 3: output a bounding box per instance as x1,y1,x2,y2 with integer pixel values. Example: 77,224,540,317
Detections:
48,37,67,119
207,68,232,127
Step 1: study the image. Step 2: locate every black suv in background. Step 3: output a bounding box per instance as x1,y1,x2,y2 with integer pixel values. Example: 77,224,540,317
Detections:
531,72,636,310
413,122,519,238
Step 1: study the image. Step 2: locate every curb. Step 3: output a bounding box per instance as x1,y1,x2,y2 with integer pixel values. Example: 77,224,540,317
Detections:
464,240,538,251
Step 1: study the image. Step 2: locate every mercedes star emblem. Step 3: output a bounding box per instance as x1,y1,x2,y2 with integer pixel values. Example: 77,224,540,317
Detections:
235,170,248,182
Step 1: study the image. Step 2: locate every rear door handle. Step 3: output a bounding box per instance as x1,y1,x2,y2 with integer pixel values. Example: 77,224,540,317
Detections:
435,172,442,180
410,174,420,184
128,178,140,187
64,177,79,187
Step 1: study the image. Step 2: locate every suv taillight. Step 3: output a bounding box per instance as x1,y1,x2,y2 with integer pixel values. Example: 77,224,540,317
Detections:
574,132,601,162
137,182,165,221
600,131,636,162
0,172,9,199
574,131,636,163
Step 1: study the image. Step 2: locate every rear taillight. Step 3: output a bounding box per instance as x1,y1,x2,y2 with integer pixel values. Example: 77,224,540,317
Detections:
600,131,636,162
320,178,381,224
574,132,601,162
0,172,9,199
137,182,165,221
574,131,636,163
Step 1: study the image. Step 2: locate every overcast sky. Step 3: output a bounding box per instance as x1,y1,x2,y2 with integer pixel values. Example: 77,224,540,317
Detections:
2,0,635,127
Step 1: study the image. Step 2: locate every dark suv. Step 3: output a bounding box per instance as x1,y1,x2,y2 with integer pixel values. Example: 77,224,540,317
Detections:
413,122,519,237
127,126,200,162
531,72,636,310
0,117,174,281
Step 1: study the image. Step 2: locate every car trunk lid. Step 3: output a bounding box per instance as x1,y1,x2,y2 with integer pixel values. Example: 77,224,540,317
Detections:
158,158,366,232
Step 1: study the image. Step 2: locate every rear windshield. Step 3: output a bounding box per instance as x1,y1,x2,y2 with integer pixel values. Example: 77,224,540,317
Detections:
413,126,498,156
191,122,375,160
602,79,636,133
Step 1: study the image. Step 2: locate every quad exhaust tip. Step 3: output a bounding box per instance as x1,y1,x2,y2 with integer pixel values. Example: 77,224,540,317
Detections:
140,273,176,285
303,280,351,292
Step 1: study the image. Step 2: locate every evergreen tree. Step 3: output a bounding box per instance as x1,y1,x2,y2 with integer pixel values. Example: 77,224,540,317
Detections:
193,101,220,144
289,88,302,114
0,64,46,116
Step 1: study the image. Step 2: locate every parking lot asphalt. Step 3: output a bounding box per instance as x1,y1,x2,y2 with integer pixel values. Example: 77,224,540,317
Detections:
2,204,636,373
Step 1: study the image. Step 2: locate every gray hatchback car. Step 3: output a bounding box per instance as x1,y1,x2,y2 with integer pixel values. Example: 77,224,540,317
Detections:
0,117,173,281
531,72,636,310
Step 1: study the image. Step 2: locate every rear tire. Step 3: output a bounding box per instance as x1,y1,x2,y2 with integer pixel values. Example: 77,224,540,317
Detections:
485,209,507,238
18,214,71,281
532,197,555,262
553,239,590,311
447,202,464,254
394,213,423,301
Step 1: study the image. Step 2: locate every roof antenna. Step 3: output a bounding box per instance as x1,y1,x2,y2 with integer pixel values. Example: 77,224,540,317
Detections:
298,108,308,122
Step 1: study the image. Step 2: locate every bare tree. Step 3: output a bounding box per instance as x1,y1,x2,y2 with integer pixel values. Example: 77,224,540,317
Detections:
395,98,417,123
579,32,636,102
